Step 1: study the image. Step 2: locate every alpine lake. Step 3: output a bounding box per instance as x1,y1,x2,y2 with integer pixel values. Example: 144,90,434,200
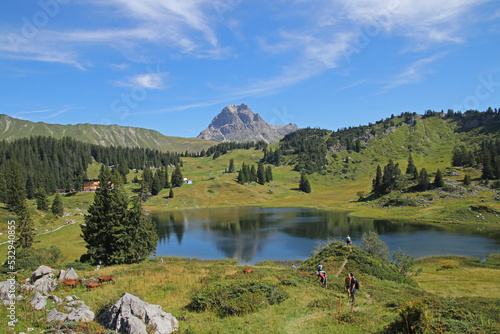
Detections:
153,207,500,265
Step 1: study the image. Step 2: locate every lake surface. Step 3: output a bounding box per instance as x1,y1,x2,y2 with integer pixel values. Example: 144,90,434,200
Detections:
153,207,500,265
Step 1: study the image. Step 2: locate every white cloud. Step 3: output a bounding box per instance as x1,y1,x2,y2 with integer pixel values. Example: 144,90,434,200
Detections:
116,73,168,89
15,105,76,119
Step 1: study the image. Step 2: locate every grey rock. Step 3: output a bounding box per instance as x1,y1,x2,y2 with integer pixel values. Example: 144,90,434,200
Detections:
64,306,75,313
197,104,298,144
64,295,75,302
49,295,63,304
30,292,47,310
0,279,18,301
67,300,84,307
99,292,178,334
33,275,57,294
57,269,66,281
47,308,68,322
31,265,55,283
68,304,95,322
15,295,25,301
63,268,78,281
20,283,34,293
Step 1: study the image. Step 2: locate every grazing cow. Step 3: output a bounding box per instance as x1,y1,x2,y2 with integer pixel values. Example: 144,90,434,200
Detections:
85,282,102,291
98,276,115,284
243,268,254,274
63,279,82,287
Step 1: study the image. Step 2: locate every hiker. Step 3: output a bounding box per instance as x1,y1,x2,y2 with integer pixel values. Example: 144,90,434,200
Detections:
346,235,352,247
344,274,352,299
291,263,296,270
316,269,328,290
350,273,359,303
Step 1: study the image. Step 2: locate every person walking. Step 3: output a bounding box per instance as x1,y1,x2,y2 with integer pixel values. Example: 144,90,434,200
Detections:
349,273,359,304
346,235,351,247
344,274,352,299
316,268,328,290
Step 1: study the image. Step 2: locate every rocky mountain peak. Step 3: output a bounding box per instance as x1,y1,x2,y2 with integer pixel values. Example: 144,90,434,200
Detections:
197,104,298,143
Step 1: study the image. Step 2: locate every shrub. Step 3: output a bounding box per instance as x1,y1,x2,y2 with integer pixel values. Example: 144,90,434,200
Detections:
2,245,62,273
360,231,389,261
385,298,433,334
392,249,415,276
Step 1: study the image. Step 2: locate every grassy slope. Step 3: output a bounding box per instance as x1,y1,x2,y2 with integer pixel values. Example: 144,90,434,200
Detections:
0,114,216,153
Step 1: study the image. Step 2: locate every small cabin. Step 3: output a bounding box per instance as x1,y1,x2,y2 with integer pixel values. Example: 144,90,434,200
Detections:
83,179,100,191
183,177,193,185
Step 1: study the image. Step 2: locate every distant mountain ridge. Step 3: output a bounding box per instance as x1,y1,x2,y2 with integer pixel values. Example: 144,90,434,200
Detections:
197,104,298,143
0,114,215,153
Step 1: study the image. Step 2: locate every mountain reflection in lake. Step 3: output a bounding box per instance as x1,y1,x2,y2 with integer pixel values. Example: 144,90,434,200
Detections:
153,207,500,265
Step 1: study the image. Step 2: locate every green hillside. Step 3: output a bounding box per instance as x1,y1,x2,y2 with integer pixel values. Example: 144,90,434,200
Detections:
0,114,216,153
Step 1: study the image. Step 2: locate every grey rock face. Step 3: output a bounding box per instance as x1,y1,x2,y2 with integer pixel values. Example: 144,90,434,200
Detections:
57,269,66,281
31,265,55,283
68,304,95,322
197,104,298,143
30,292,47,310
47,308,68,322
0,279,18,301
62,268,78,281
33,275,57,294
99,292,178,334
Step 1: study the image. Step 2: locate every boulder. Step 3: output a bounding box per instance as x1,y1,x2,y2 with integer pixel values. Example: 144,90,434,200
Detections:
31,266,55,283
47,308,68,322
68,304,95,322
99,293,178,334
48,295,63,304
63,306,75,313
20,283,34,293
0,279,18,301
30,292,47,310
67,300,85,307
64,295,75,302
33,275,57,294
59,268,78,281
57,269,66,281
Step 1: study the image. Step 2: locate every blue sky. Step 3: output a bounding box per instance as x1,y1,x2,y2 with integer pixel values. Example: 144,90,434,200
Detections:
1,0,499,138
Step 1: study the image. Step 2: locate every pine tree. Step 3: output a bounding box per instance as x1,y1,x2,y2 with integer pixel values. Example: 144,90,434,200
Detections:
14,200,34,249
265,166,273,182
163,166,170,189
35,187,49,211
6,161,26,214
463,174,472,186
139,179,151,202
257,163,265,185
434,169,444,187
299,173,311,193
82,168,158,265
250,165,257,182
228,159,235,173
406,153,416,175
151,173,162,196
171,164,183,187
51,193,64,216
372,165,383,191
142,166,153,191
169,187,174,198
417,168,430,191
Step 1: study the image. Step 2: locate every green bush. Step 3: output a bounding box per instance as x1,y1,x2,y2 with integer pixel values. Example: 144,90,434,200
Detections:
187,281,289,317
2,245,62,273
385,298,433,334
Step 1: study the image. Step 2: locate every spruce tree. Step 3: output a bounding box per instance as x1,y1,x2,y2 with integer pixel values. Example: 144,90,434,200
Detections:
257,163,265,185
14,200,34,249
463,174,472,186
372,165,383,191
6,161,26,214
139,179,151,202
163,166,170,189
434,169,444,187
151,173,162,196
417,168,430,191
250,165,257,182
265,166,273,182
228,159,235,173
406,153,416,175
171,164,183,187
299,173,311,193
35,187,49,211
82,168,158,265
51,193,64,216
169,187,174,198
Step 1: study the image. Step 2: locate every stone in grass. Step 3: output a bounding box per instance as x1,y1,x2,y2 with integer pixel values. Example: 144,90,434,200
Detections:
30,292,47,310
0,280,18,301
47,308,68,322
99,292,178,334
31,266,55,283
33,275,57,294
68,304,95,322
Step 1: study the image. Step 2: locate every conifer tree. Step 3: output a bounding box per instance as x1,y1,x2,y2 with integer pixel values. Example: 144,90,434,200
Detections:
299,173,311,193
35,187,49,211
171,164,183,188
257,163,265,185
14,200,34,249
51,193,64,216
6,161,26,214
265,166,273,182
228,159,235,173
250,165,257,182
142,166,153,191
406,153,416,175
163,166,170,189
372,165,383,191
151,173,162,196
82,168,158,265
463,174,472,186
434,169,444,187
417,168,430,191
139,179,151,202
169,187,174,199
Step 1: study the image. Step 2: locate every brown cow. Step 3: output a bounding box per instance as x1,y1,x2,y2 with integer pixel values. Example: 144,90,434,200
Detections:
243,268,254,274
85,282,102,291
98,276,115,284
63,279,82,287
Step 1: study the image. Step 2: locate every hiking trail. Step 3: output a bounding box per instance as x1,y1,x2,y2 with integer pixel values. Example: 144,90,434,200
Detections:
335,247,352,277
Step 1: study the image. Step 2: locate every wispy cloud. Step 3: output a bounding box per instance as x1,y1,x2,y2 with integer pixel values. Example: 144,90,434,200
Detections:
115,72,168,89
15,105,77,119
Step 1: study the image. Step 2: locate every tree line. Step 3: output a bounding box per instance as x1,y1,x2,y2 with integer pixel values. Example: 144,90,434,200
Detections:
452,140,500,180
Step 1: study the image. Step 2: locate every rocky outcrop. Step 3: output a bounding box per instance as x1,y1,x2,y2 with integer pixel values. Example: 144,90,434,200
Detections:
197,104,298,143
58,268,78,281
30,292,47,310
33,275,57,294
31,265,55,283
99,293,178,334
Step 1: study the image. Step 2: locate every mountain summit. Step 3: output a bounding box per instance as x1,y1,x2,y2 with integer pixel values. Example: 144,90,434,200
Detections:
197,104,298,143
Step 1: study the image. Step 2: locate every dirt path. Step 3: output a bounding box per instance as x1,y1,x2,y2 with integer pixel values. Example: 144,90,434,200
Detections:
335,247,352,277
